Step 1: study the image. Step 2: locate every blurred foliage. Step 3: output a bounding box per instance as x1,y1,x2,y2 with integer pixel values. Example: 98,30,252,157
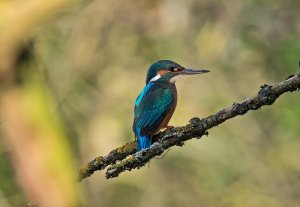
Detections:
0,0,300,206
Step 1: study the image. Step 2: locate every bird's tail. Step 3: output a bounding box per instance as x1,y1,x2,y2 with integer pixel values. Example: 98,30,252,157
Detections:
136,128,152,151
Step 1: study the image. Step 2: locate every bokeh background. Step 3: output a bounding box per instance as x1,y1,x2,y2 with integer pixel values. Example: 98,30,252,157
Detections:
0,0,300,206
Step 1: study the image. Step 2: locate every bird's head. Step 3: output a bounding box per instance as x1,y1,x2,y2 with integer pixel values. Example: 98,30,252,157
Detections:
146,60,209,84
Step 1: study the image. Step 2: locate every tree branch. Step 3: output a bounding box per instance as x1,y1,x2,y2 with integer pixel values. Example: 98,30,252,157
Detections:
78,72,300,181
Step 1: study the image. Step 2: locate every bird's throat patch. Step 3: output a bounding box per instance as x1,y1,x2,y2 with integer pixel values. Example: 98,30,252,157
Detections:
170,75,183,83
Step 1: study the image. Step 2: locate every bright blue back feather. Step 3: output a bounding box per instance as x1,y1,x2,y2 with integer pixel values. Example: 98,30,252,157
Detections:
135,82,153,107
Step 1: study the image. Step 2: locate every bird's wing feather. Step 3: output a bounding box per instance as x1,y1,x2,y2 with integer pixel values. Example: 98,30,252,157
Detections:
133,83,174,136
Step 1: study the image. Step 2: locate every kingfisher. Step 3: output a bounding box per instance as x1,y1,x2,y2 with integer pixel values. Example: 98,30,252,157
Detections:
133,60,210,151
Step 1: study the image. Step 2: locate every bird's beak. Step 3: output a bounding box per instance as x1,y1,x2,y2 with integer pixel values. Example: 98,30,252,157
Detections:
181,68,210,75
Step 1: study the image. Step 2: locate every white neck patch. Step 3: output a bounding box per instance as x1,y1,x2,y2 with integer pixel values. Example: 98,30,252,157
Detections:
169,75,183,83
149,74,161,82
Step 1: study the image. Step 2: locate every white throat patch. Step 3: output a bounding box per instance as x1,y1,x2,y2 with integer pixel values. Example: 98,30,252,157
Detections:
149,74,161,82
170,75,183,83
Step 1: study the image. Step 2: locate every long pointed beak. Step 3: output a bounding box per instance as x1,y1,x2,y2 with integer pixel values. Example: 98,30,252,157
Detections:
181,68,210,75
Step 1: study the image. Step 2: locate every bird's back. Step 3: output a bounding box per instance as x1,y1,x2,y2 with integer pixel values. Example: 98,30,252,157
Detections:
133,81,177,150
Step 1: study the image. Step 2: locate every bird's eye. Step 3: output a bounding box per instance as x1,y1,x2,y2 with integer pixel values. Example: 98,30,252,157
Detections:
169,67,180,72
168,67,174,72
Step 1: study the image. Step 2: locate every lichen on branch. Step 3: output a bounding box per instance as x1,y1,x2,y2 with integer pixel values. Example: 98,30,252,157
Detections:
78,72,300,181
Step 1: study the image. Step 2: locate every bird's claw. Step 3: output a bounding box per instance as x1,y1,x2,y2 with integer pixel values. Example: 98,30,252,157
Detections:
166,125,174,130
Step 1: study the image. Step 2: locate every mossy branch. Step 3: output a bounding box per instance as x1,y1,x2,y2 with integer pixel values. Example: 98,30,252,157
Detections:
79,72,300,181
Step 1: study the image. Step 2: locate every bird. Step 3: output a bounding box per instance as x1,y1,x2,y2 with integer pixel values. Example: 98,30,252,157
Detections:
133,60,210,151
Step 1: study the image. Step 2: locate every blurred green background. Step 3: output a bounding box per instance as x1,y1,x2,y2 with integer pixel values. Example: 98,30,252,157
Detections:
0,0,300,206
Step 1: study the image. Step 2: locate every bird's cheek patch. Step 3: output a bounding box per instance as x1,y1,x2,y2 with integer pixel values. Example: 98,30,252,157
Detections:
158,70,168,76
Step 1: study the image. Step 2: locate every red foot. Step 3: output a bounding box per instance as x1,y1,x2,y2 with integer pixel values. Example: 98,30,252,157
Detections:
166,125,174,130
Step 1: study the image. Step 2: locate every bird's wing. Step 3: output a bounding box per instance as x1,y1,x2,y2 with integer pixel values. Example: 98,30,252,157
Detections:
133,83,174,136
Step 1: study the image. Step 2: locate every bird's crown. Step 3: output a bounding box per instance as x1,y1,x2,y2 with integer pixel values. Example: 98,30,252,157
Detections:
146,60,182,84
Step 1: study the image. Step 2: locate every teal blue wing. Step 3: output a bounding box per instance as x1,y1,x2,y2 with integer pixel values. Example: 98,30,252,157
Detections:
133,83,174,136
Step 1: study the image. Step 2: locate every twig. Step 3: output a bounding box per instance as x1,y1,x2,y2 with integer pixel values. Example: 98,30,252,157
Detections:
78,72,300,181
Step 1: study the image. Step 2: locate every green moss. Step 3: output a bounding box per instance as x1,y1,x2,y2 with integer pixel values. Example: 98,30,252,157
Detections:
127,156,136,162
78,163,90,178
94,156,104,165
116,142,136,153
111,156,136,169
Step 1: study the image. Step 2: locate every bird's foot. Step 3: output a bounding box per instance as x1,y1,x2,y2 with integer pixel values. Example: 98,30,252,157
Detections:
166,125,174,130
